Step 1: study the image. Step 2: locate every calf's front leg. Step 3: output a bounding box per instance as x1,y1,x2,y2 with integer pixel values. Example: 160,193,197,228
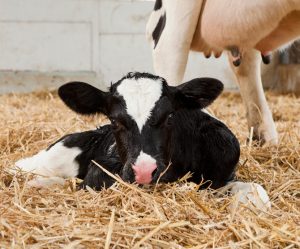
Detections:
80,161,122,191
228,49,278,144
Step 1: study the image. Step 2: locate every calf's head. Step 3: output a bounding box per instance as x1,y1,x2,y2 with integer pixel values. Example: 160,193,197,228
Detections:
58,72,223,184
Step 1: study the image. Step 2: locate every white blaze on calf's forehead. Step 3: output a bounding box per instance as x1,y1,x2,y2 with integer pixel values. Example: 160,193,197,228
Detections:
134,151,157,166
117,77,163,131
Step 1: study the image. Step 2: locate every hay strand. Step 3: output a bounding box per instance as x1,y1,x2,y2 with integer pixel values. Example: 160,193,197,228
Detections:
105,208,115,249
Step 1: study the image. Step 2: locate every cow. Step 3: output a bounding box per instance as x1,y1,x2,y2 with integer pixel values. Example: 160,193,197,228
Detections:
146,0,300,144
15,72,270,209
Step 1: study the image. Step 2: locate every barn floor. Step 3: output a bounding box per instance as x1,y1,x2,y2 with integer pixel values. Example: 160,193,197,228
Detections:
0,90,299,248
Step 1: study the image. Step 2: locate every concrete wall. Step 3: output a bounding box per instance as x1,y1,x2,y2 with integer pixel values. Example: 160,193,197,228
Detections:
0,0,237,93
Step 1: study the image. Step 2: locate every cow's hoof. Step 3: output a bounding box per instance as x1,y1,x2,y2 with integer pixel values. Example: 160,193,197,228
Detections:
250,124,278,145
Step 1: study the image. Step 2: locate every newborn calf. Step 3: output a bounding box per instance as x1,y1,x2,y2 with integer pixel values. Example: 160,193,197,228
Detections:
15,72,270,209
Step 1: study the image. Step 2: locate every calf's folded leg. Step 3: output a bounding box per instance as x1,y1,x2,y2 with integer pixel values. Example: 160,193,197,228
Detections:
15,141,81,187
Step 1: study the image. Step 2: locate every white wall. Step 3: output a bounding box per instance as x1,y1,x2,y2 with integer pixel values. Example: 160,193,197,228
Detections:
0,0,100,72
0,0,237,93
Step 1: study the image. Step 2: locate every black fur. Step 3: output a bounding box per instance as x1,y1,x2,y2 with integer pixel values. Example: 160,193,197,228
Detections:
154,0,162,11
152,13,166,49
58,82,109,115
261,53,271,64
174,78,224,109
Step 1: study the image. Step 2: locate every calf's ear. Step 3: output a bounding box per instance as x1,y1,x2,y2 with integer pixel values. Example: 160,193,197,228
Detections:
58,82,110,115
174,78,223,109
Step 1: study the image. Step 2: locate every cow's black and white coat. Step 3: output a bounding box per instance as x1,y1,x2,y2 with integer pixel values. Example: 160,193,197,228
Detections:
15,72,270,209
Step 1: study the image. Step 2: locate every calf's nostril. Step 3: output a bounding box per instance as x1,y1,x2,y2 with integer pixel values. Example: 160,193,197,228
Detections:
152,168,158,177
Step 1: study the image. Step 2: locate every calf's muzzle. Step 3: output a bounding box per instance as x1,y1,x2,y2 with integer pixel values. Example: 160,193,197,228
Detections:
132,162,157,184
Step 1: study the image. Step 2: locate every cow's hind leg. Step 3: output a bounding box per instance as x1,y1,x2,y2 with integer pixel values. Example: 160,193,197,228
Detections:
147,0,203,85
228,49,278,144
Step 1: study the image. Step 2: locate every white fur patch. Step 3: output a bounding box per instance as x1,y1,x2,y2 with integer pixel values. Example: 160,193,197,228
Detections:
27,176,66,188
15,142,81,184
117,77,163,132
229,181,271,210
134,151,157,166
202,108,221,121
107,142,116,155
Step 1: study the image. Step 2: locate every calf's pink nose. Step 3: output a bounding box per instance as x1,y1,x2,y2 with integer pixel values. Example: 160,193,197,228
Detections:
132,162,157,184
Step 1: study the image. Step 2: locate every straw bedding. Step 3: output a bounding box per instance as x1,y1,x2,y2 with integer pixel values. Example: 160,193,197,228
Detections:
0,90,299,248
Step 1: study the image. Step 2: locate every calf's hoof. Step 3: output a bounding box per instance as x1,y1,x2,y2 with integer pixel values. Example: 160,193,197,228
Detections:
229,182,271,211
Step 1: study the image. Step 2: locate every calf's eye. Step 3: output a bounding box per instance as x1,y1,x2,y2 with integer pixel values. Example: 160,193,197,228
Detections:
111,119,117,126
111,119,123,131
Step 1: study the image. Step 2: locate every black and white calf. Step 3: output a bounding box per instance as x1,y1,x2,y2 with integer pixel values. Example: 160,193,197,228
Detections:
15,72,270,208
